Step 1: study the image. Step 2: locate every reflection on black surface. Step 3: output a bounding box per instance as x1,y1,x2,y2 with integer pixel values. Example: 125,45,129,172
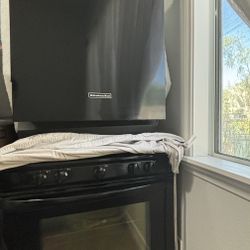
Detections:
11,0,166,121
41,202,150,250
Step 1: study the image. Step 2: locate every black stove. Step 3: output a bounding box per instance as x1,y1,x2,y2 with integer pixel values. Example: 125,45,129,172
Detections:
0,153,174,250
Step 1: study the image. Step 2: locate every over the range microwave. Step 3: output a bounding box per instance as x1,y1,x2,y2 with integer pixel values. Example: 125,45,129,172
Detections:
10,0,167,122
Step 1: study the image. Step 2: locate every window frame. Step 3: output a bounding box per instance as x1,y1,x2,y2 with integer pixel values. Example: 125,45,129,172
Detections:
213,0,250,166
214,0,223,157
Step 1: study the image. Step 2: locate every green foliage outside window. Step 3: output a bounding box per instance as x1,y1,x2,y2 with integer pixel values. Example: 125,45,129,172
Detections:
221,35,250,160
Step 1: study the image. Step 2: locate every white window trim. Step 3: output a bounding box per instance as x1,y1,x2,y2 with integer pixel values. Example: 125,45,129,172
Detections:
182,156,250,200
180,0,215,157
192,0,215,157
182,0,250,184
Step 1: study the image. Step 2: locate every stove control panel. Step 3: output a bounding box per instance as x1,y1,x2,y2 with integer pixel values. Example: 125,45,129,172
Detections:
31,160,157,186
0,154,171,191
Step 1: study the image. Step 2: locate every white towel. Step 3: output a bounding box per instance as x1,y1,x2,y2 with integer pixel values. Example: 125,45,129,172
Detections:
0,132,194,173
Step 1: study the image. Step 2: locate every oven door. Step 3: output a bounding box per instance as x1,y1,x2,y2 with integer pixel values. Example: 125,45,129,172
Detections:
1,178,173,250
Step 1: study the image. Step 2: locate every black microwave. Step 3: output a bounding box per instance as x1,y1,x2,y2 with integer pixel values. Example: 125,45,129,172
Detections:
10,0,166,122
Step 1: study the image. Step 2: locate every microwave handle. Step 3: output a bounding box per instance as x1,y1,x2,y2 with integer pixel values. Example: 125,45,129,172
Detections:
4,184,150,209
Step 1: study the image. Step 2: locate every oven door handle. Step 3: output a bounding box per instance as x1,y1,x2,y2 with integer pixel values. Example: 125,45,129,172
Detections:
3,184,150,210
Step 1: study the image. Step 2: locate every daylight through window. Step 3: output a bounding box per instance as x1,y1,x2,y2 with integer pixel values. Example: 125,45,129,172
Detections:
217,0,250,161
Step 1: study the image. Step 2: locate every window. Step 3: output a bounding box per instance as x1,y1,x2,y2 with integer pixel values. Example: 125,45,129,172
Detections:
216,0,250,161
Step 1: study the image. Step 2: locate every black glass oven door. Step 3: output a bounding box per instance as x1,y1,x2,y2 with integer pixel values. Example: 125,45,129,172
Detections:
41,201,150,250
2,180,173,250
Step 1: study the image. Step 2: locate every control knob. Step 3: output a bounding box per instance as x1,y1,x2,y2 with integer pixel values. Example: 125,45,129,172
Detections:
128,163,140,176
56,168,71,183
94,166,107,179
143,161,156,173
37,170,49,185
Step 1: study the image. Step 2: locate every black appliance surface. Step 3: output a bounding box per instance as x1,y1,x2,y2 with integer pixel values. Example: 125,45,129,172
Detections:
10,0,166,122
0,153,174,250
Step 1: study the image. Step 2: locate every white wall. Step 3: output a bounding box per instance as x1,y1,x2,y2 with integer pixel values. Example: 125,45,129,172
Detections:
178,164,250,250
158,0,193,141
161,0,250,249
159,0,182,135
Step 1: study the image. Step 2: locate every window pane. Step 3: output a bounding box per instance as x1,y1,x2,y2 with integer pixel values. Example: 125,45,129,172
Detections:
219,0,250,160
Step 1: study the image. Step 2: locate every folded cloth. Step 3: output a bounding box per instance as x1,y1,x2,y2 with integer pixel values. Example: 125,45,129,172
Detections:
0,132,194,173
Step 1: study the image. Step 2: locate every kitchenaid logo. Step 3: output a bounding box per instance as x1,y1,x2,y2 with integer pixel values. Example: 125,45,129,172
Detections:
88,92,112,99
